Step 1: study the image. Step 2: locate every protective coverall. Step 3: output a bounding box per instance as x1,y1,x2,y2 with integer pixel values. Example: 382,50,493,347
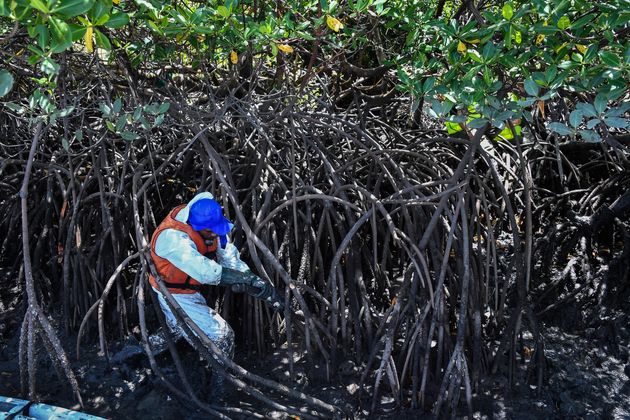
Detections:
149,192,248,395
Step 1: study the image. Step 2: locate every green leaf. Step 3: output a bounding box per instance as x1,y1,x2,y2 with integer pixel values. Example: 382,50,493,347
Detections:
502,3,513,20
133,106,142,121
557,16,570,30
548,122,572,135
524,79,539,97
105,11,129,28
94,13,110,26
120,131,139,141
115,114,127,131
113,98,122,113
586,119,600,129
40,58,60,75
62,137,70,151
606,103,630,117
467,118,488,129
0,0,12,16
99,102,112,117
34,24,50,48
105,120,116,131
599,51,621,68
571,13,595,29
30,0,50,13
217,5,230,18
89,0,111,22
157,102,170,114
578,130,601,142
49,17,73,53
583,45,598,63
154,113,165,126
4,102,24,113
594,94,607,114
94,28,111,50
569,110,583,128
603,117,628,128
52,0,96,17
0,69,15,97
576,103,597,117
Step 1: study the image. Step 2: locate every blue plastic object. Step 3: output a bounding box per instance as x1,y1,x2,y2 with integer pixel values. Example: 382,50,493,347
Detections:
0,396,105,420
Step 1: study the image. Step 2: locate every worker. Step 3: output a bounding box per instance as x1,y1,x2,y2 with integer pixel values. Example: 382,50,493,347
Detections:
148,192,283,399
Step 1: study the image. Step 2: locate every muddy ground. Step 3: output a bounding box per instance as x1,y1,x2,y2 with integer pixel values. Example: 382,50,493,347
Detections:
1,297,629,419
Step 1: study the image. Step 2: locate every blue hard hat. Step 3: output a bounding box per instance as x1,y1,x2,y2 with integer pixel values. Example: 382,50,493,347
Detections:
188,198,234,235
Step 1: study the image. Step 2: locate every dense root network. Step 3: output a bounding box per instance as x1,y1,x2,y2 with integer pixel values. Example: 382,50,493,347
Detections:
1,69,629,417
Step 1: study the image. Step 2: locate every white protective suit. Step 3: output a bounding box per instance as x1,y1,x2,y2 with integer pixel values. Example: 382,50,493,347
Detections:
151,192,248,357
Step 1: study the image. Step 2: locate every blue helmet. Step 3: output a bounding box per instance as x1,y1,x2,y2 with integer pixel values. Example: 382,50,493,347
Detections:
188,198,234,235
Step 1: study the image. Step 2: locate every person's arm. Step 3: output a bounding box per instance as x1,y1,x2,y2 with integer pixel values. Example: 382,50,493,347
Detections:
154,229,222,285
216,242,249,272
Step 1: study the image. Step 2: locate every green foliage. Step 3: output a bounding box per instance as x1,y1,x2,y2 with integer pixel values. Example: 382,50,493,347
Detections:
0,0,628,142
389,0,628,141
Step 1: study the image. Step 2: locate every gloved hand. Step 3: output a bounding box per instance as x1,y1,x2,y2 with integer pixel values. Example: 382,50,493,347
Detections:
230,280,285,312
220,267,257,286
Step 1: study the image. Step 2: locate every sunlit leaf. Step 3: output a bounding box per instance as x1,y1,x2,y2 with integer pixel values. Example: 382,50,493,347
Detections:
502,3,513,20
557,16,570,30
217,5,230,18
277,44,294,54
326,15,343,32
85,26,94,53
230,50,238,64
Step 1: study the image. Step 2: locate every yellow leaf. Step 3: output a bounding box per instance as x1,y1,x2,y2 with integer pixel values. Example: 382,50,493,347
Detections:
326,15,343,32
277,44,294,54
457,41,467,53
467,38,480,44
535,34,545,45
576,44,587,54
112,0,120,4
85,26,93,53
230,50,238,64
514,31,522,44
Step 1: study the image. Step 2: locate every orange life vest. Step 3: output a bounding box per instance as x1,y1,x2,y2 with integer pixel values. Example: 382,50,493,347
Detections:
149,204,218,294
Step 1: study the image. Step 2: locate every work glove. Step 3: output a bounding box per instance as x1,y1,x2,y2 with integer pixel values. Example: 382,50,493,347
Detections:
230,278,285,312
219,267,257,286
